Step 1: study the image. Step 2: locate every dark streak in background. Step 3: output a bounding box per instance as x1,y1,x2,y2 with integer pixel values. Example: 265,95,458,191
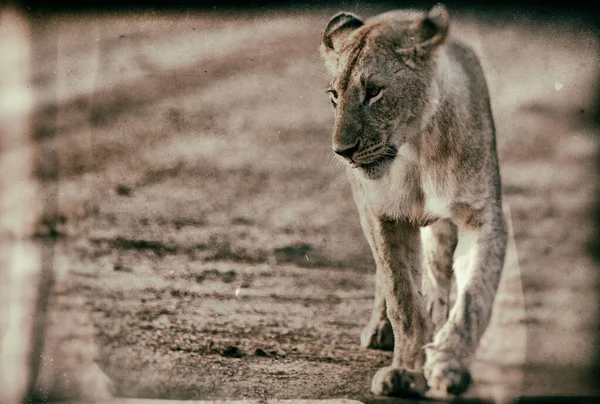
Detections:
24,19,60,404
592,11,600,390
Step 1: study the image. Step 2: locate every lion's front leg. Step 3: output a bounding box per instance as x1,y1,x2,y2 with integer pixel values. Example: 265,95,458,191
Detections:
355,194,394,352
424,205,507,395
421,219,457,334
363,216,433,397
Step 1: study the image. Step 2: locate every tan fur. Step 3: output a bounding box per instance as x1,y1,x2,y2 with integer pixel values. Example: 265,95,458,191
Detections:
321,4,507,396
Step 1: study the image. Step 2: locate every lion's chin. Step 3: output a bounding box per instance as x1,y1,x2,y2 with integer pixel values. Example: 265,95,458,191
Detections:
353,155,395,180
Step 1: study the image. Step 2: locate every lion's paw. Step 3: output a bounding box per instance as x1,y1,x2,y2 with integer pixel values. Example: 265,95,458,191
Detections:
360,320,394,351
424,352,471,395
371,366,428,397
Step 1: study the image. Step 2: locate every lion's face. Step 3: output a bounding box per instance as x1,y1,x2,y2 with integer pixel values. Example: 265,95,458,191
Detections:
321,7,449,180
327,38,429,179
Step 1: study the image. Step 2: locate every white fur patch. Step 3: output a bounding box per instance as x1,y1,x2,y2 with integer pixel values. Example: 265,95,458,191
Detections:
422,177,450,219
453,228,478,292
424,193,450,218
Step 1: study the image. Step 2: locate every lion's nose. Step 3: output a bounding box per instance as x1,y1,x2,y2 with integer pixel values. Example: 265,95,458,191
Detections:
333,139,360,160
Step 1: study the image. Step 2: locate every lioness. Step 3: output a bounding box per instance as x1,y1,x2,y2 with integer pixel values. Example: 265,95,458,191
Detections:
320,4,507,396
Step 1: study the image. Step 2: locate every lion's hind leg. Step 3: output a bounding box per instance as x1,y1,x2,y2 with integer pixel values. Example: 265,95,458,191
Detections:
360,290,394,351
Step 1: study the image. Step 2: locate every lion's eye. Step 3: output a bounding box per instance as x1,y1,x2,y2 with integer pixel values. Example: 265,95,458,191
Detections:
364,84,383,105
327,89,339,107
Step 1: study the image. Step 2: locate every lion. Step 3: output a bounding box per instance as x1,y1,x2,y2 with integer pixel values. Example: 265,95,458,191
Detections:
320,4,508,397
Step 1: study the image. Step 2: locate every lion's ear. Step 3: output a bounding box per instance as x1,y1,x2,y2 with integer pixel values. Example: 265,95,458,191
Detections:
320,12,364,74
397,4,450,68
424,3,450,47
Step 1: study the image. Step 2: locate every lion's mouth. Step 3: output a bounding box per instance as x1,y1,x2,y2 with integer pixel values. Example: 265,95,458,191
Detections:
350,145,398,171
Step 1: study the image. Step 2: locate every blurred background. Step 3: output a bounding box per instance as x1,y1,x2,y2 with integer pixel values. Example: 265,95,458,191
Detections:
1,0,599,401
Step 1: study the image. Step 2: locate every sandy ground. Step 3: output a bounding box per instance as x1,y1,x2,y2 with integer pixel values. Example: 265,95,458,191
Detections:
26,5,599,402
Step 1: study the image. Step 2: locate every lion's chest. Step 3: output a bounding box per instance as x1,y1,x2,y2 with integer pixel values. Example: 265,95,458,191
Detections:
352,146,451,223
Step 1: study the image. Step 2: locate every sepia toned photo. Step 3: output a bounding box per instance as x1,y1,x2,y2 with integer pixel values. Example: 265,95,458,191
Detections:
1,0,599,402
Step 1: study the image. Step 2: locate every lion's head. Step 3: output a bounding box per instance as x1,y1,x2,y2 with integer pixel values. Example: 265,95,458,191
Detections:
320,4,450,179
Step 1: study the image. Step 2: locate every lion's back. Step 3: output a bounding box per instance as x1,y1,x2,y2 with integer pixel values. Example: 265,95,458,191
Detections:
446,40,494,115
